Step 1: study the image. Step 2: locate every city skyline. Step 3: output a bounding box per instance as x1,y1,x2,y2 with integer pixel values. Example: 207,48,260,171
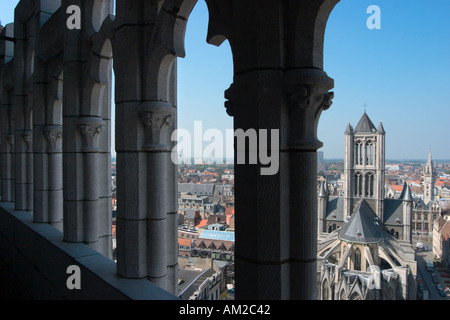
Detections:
2,0,449,160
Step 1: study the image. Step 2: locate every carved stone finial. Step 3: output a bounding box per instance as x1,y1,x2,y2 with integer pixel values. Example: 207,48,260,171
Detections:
76,117,105,152
138,101,176,151
43,126,63,153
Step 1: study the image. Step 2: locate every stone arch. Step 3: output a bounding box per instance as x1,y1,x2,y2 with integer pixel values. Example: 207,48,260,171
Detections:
91,0,114,33
142,0,200,102
46,69,63,125
84,35,113,117
291,0,341,69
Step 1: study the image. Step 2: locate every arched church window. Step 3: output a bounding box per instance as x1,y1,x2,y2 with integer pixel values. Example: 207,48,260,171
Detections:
354,248,361,271
359,143,363,165
355,141,363,165
364,172,374,197
365,141,373,165
354,172,362,197
322,280,330,300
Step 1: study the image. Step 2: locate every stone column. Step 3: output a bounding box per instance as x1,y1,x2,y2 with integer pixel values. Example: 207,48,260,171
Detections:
206,0,339,299
1,134,15,202
140,102,175,288
76,117,105,249
114,0,183,294
62,0,113,258
283,69,335,300
23,130,33,212
43,125,63,229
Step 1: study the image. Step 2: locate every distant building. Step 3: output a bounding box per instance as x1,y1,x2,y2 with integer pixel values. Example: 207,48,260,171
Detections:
317,112,417,300
191,229,235,262
411,152,441,234
433,216,450,265
178,268,226,300
423,151,436,204
318,151,326,173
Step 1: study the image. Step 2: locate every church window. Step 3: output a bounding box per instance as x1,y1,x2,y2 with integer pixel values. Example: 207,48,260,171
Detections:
354,248,361,271
354,172,362,197
322,280,330,300
359,143,363,165
365,141,374,165
364,172,374,197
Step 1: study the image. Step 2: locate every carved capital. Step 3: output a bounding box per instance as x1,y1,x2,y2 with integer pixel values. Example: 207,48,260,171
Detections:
224,84,235,117
283,69,335,151
43,126,62,153
22,130,33,151
7,134,14,146
76,117,105,152
138,101,176,151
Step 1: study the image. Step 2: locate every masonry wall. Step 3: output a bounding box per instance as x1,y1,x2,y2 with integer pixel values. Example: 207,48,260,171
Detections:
0,202,178,300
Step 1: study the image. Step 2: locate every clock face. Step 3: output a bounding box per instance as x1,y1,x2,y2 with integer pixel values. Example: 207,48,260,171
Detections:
426,177,430,182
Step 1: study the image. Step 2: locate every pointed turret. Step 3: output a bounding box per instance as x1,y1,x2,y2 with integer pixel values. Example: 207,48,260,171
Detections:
318,181,328,198
377,122,385,134
402,184,413,202
344,122,353,135
427,150,433,165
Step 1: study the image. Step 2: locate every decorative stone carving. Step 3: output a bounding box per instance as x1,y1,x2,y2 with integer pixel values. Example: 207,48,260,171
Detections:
76,117,105,152
43,126,62,153
22,131,33,151
138,101,176,151
6,134,14,146
283,68,335,151
224,84,234,117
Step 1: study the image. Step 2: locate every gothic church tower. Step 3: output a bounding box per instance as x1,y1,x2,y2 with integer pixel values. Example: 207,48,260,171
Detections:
423,151,435,204
344,112,386,221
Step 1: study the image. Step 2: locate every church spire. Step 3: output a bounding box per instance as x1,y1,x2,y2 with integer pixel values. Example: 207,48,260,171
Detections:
427,150,433,165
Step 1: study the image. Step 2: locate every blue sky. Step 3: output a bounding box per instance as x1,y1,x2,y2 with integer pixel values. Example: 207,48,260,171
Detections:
1,1,450,161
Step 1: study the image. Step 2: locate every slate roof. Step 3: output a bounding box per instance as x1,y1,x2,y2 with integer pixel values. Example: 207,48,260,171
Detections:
178,268,215,300
339,199,383,244
383,199,404,225
354,112,377,133
325,196,344,221
178,183,215,196
178,183,232,197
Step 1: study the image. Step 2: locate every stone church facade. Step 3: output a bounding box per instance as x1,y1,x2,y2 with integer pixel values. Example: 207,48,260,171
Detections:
317,112,417,300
